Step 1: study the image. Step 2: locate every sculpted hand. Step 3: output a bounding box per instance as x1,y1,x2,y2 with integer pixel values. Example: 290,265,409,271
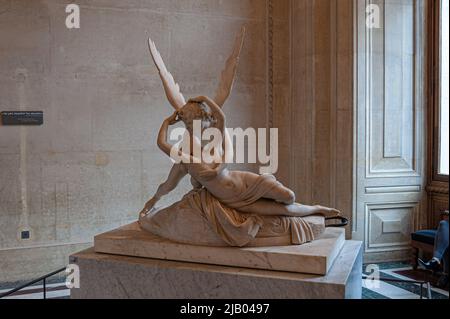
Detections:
139,197,158,218
165,111,180,125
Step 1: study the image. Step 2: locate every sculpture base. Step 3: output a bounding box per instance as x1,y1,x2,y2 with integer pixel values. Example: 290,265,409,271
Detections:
70,240,362,299
94,222,345,275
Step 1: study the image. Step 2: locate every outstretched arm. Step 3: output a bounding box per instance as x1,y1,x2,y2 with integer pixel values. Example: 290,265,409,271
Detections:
139,164,188,217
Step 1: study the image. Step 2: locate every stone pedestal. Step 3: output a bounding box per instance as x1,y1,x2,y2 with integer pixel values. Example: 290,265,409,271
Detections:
70,240,362,299
94,222,345,275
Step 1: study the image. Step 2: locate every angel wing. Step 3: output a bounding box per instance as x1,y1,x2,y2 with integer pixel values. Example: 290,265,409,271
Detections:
148,38,186,110
214,26,246,108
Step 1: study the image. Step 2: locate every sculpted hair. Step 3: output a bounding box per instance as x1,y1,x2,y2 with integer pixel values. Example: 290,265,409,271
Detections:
195,102,216,124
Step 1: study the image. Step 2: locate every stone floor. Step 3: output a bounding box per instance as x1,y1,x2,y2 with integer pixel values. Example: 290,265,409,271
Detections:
362,261,449,299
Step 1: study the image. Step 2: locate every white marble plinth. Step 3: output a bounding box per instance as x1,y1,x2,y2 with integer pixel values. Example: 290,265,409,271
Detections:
70,240,362,299
93,222,345,275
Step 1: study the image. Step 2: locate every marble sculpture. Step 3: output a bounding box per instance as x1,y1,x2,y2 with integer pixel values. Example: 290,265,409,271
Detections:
139,27,347,247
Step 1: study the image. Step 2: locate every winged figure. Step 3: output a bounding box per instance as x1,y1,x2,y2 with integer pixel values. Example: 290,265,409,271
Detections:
139,27,345,247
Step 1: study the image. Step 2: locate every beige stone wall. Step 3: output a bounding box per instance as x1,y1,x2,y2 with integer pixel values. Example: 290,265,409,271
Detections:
0,0,269,282
273,0,354,237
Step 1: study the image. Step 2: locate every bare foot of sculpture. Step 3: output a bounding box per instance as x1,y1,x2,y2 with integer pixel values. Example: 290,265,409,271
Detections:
312,205,341,218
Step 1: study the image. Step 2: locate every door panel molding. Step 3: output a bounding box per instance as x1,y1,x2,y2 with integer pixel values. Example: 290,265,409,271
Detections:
365,201,418,252
354,0,426,261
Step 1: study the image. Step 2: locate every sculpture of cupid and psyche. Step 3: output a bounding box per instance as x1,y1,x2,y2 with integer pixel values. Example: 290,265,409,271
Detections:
138,26,347,248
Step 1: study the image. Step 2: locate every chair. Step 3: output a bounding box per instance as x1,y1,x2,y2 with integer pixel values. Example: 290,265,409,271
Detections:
411,230,436,270
411,210,449,270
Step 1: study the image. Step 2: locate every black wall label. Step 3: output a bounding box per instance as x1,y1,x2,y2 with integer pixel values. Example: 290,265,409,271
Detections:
1,111,43,125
